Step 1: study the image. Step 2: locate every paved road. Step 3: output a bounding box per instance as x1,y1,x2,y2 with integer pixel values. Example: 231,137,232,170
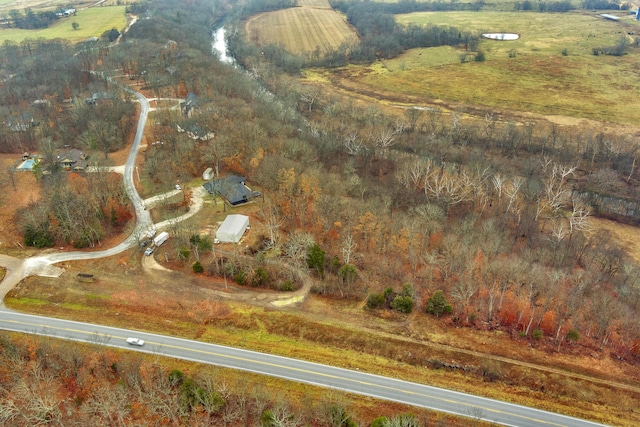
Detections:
0,311,611,427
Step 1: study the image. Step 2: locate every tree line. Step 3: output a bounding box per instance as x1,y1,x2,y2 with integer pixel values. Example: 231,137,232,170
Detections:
4,8,59,29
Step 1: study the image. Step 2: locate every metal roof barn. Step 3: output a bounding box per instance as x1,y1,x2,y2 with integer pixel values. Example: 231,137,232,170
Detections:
216,214,250,243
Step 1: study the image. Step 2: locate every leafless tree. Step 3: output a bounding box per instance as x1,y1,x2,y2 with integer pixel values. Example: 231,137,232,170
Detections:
395,158,432,191
283,230,315,267
343,130,363,155
341,233,358,265
569,200,592,236
299,86,321,113
260,201,284,250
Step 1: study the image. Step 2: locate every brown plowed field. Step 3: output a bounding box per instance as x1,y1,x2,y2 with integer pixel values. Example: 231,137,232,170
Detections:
245,6,358,56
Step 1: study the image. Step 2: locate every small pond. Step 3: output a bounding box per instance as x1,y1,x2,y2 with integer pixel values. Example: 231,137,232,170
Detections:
482,33,520,41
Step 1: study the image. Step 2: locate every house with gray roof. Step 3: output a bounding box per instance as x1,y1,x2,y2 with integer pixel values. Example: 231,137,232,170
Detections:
203,175,261,206
55,149,88,171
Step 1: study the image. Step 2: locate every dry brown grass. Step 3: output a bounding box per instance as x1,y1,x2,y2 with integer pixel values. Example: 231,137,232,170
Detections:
245,6,358,56
0,154,41,249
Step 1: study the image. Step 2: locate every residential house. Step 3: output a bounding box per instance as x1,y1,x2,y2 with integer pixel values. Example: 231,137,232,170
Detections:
180,93,198,117
55,149,88,171
203,175,261,206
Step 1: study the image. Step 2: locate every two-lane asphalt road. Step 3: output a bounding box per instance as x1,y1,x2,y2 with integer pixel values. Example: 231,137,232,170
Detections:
0,311,610,427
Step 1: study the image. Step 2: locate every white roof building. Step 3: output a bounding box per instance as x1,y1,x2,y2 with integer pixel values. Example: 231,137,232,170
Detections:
216,214,249,243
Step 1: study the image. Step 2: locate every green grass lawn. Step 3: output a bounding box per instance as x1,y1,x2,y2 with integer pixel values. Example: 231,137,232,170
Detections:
0,6,127,43
340,11,640,124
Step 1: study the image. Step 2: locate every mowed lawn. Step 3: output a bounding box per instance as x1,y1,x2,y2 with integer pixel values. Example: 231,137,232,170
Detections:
328,11,640,124
0,6,127,43
245,6,358,56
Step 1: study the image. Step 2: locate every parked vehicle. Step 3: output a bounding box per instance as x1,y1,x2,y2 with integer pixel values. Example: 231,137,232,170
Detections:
153,231,169,246
144,247,154,256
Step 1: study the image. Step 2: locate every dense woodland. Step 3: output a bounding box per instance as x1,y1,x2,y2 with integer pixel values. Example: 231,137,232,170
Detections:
1,0,640,421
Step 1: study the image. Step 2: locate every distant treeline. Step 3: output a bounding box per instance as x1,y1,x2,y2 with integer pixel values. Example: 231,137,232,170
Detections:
5,9,58,29
333,1,480,63
514,0,575,11
236,0,297,19
331,0,622,13
331,0,485,14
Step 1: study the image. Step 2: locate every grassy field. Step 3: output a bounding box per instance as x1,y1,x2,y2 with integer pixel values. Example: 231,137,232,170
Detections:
0,6,127,43
316,11,640,124
245,6,358,56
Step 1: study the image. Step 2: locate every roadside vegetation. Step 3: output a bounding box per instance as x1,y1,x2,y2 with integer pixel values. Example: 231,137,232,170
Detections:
1,331,488,426
1,0,640,425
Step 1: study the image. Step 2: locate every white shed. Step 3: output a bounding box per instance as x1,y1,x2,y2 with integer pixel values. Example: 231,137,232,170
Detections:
216,214,249,243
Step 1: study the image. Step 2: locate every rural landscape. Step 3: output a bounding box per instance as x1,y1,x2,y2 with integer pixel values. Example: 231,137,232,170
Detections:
1,0,640,425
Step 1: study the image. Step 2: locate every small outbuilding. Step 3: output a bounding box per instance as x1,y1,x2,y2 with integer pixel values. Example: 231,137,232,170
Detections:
216,214,250,243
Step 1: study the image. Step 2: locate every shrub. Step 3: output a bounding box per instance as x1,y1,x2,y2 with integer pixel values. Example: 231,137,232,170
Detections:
425,290,452,317
279,280,295,292
566,328,580,342
474,50,485,62
234,270,246,285
252,267,268,287
371,417,388,427
306,244,325,278
192,261,203,273
479,359,503,382
401,283,415,298
383,287,396,305
338,263,358,285
366,293,385,309
24,223,54,248
190,234,213,252
532,329,543,340
178,246,191,262
168,369,184,387
391,295,414,313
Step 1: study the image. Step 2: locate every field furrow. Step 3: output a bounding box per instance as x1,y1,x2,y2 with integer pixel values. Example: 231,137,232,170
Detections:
245,5,358,57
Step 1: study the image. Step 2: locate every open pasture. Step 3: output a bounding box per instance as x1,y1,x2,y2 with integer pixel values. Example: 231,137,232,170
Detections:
0,6,127,43
245,6,358,56
325,11,640,124
396,11,638,56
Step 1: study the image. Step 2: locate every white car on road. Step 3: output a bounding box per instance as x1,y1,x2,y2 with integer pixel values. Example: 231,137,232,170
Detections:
126,337,144,346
